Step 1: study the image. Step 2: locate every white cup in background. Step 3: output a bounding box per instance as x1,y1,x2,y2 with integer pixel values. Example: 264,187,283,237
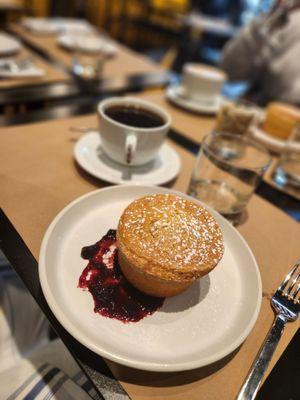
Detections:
98,97,171,166
182,63,226,105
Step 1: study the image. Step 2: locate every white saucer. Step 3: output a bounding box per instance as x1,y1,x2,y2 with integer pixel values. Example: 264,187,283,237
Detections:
250,126,285,153
0,33,22,56
58,34,117,57
74,131,181,185
166,84,225,115
39,185,262,372
250,125,300,154
23,18,94,35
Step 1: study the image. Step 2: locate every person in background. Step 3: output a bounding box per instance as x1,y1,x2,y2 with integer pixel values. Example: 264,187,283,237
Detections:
221,0,300,105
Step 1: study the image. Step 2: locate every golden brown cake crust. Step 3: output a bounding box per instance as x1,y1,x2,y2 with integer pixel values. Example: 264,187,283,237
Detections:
117,194,224,283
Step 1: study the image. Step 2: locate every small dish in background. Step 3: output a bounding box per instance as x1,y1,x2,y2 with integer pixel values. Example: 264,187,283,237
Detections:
23,17,94,35
250,102,300,154
58,33,118,57
250,125,288,153
166,84,225,115
0,33,22,56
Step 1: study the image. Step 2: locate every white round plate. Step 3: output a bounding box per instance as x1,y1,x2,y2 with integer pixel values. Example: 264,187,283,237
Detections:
23,18,58,34
58,34,117,57
23,18,93,35
166,84,225,115
39,185,262,372
250,125,300,154
0,33,21,56
74,131,181,185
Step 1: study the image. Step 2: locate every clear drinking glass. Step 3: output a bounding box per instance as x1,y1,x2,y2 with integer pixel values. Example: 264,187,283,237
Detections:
72,31,106,79
187,131,271,220
273,125,300,188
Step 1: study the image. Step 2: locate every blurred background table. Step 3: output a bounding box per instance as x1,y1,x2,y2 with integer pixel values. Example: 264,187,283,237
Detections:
9,22,165,78
0,42,69,89
0,23,171,116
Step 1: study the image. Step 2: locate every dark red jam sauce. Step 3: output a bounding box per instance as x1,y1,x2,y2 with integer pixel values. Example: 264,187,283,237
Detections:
78,229,164,323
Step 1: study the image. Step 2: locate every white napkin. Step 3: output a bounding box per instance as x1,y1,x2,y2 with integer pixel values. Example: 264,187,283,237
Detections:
0,59,44,78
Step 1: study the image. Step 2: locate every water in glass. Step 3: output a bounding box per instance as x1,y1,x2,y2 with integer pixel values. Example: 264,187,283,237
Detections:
188,132,271,218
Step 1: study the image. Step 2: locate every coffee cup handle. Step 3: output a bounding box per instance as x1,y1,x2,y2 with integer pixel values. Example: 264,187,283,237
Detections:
125,133,137,165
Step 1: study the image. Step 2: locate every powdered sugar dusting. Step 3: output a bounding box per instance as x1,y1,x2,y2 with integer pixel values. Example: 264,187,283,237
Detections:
118,194,224,280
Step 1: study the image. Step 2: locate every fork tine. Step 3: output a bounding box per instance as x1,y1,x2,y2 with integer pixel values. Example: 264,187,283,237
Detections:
286,271,300,298
279,260,300,292
292,283,300,303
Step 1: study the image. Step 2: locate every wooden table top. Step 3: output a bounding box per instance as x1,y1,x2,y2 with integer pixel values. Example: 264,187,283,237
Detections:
0,108,299,399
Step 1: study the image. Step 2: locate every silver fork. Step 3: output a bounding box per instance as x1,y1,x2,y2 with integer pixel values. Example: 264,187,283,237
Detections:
237,260,300,400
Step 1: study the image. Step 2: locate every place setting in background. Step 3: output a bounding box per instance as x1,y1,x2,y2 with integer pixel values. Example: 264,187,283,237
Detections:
22,17,94,35
58,30,117,57
0,32,44,79
22,16,118,80
166,62,227,114
60,30,118,79
73,97,181,185
0,56,45,79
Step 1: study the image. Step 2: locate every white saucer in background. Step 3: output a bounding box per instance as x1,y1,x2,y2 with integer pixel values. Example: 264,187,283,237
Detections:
0,33,22,56
250,126,285,153
39,185,262,372
23,18,94,35
58,34,118,57
74,131,181,185
250,125,300,154
23,18,58,34
166,84,225,115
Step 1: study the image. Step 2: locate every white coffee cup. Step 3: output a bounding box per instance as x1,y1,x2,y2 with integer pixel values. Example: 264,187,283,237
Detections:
98,97,171,166
182,63,226,105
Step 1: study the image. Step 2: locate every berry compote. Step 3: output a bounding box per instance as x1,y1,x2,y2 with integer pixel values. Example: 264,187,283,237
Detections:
78,229,164,323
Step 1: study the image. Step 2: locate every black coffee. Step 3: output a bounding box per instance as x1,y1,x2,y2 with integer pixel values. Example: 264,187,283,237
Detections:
105,105,164,128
